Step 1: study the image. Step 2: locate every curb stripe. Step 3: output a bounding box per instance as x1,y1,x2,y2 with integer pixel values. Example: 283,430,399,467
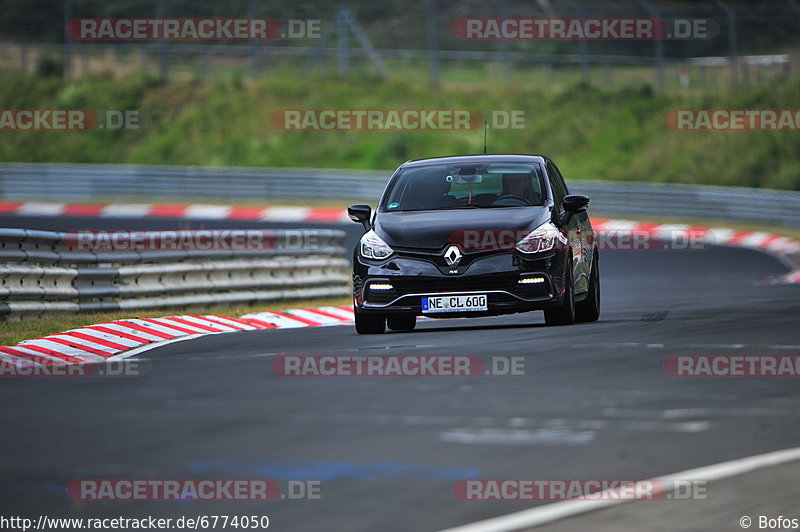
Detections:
14,343,85,364
43,337,114,357
125,319,185,338
99,322,168,342
84,325,154,344
63,204,105,216
59,332,130,351
155,316,226,333
21,339,108,362
238,317,280,328
72,329,141,348
300,307,354,321
200,315,263,330
139,318,202,335
0,346,57,365
269,310,322,326
177,315,240,332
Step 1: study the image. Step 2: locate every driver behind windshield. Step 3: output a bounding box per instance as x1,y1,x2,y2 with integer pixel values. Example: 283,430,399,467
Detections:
500,173,532,201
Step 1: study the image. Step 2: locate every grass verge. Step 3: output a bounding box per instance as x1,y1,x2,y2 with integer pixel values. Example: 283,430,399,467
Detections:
2,72,800,190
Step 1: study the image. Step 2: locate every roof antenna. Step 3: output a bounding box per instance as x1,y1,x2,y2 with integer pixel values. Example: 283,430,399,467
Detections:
483,121,488,154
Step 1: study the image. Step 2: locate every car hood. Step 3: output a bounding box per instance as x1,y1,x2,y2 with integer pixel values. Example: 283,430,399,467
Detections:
374,207,551,250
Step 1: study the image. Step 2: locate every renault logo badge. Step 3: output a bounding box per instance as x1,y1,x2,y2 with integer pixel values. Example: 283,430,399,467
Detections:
444,245,462,267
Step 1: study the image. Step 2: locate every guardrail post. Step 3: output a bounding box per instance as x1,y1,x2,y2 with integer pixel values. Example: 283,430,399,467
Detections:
491,0,512,82
716,0,738,93
64,0,73,77
789,1,800,79
341,9,390,79
156,0,168,82
566,0,590,84
20,43,28,73
337,5,350,77
249,0,259,78
542,62,553,84
638,0,664,92
425,0,440,86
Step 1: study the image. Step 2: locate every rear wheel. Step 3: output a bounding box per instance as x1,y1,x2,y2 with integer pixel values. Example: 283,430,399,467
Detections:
575,253,600,323
387,314,416,332
544,259,576,326
355,309,385,334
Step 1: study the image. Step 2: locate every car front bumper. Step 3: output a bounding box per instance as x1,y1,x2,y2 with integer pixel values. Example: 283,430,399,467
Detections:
353,249,568,317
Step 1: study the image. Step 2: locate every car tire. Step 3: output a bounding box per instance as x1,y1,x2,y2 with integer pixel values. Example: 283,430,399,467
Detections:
387,314,416,332
575,252,600,323
544,258,576,326
355,309,385,334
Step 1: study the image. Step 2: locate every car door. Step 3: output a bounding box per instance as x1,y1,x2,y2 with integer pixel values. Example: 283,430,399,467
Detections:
547,161,589,294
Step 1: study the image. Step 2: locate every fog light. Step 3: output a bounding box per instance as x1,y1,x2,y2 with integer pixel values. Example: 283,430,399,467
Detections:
519,277,545,284
369,283,394,290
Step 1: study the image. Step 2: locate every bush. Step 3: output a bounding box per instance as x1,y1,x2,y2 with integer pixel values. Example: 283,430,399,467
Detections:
35,55,64,78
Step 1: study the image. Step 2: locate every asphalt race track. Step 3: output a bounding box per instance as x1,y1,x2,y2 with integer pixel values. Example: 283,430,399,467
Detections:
1,214,799,531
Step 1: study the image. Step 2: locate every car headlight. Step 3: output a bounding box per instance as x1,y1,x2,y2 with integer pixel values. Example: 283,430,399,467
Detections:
360,230,394,259
514,222,567,253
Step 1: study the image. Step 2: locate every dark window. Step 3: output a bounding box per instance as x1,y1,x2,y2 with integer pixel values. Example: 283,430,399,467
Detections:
546,162,567,211
381,162,547,212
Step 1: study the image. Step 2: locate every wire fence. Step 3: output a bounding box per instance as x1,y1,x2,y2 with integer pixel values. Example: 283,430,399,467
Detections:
1,0,799,92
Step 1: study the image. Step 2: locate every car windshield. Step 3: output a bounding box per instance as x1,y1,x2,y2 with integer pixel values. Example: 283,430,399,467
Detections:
381,162,547,212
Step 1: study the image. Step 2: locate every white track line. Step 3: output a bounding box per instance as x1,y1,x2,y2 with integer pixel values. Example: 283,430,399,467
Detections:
438,446,800,532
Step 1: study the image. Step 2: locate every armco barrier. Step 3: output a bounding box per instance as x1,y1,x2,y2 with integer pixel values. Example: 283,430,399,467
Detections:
1,163,799,227
0,228,350,320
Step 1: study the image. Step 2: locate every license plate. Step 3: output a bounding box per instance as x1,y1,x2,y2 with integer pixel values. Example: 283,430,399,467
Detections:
421,294,488,313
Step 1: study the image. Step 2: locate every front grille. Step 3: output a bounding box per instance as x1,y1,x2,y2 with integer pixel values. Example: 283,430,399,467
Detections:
392,274,519,295
394,248,504,269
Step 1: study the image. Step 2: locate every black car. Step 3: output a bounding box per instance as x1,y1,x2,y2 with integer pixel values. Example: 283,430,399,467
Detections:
347,154,600,334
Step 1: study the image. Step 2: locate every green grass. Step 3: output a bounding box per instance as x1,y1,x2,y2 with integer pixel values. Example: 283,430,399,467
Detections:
2,71,800,190
0,296,352,346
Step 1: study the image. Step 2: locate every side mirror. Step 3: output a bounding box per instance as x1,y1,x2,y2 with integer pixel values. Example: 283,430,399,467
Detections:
348,204,372,231
563,195,590,213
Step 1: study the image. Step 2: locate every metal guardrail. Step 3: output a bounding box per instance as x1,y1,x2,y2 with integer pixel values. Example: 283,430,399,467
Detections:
0,228,350,320
573,181,800,228
1,163,800,228
0,163,388,202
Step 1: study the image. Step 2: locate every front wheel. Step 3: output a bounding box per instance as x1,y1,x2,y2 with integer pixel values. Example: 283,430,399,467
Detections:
544,259,576,326
355,309,385,334
575,253,600,323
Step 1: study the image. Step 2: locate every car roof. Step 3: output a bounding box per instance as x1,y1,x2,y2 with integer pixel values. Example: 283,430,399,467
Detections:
400,154,548,169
